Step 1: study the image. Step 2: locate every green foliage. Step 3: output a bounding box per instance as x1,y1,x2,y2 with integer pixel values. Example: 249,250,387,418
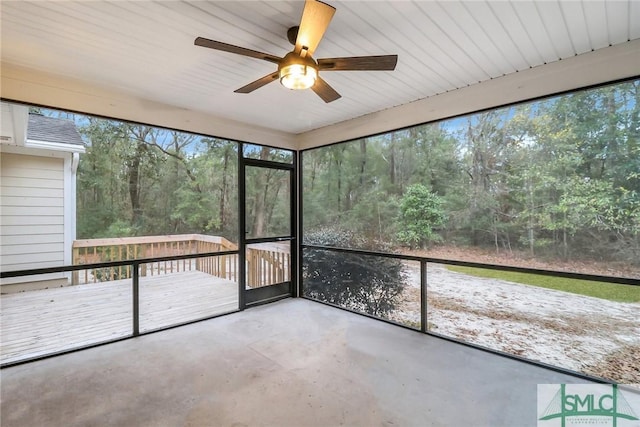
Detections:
302,126,459,246
302,79,640,267
446,265,640,303
303,228,407,316
397,184,446,248
100,220,135,238
74,119,242,241
170,186,221,233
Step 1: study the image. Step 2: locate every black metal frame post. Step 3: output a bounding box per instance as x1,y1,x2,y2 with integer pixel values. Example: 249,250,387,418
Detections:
420,260,427,333
297,150,304,298
238,142,247,310
133,261,140,336
290,149,298,297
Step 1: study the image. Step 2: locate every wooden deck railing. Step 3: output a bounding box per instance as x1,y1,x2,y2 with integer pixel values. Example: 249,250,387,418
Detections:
72,234,289,288
247,243,291,287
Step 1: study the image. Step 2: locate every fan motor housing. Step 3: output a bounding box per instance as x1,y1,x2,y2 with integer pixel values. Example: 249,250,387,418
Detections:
287,26,299,45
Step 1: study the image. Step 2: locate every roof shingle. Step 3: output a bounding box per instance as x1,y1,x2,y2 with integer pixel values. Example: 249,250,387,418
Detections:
27,114,84,147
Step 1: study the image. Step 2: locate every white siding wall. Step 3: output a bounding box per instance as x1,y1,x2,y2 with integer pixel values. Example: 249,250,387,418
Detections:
0,153,66,278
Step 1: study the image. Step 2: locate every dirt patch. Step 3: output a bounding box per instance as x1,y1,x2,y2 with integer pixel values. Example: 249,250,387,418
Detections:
388,262,640,385
583,345,640,386
400,245,640,279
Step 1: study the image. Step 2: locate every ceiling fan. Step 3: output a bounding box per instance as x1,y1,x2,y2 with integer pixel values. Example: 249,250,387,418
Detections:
194,0,398,103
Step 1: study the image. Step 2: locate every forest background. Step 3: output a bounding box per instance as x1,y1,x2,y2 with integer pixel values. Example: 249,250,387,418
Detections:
39,78,639,276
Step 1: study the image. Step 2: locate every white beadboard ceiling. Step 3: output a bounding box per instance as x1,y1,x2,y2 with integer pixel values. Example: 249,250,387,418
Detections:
1,1,639,135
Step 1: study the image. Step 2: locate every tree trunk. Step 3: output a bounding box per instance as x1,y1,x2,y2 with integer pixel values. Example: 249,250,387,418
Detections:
252,190,267,237
527,177,535,257
389,134,396,186
494,216,499,254
128,140,145,229
266,180,282,230
250,147,271,237
219,147,229,231
359,139,367,186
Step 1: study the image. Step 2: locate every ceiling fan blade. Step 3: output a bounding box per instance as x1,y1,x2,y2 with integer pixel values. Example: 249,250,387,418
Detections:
195,37,281,64
312,77,341,103
234,72,280,94
318,55,398,71
295,0,336,56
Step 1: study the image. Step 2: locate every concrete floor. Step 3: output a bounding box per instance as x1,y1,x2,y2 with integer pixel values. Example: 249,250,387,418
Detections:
1,298,592,427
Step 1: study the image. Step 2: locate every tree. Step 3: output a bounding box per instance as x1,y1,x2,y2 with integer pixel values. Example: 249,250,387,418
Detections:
397,184,446,249
76,117,131,238
245,147,290,238
303,229,407,317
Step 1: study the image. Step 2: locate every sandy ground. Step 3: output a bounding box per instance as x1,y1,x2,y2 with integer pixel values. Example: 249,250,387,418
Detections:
389,263,640,385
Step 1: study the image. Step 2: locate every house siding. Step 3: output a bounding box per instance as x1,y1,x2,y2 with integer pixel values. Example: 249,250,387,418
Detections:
0,153,65,276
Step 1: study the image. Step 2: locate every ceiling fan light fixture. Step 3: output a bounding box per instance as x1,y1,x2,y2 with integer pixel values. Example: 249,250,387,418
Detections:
279,52,318,90
280,63,317,90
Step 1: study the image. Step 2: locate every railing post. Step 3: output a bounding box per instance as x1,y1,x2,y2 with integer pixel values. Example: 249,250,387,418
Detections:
420,260,427,333
139,244,147,277
196,240,201,272
133,261,140,336
72,247,79,285
247,248,253,288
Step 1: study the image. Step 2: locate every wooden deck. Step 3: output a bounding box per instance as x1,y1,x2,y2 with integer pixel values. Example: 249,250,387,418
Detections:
0,271,238,365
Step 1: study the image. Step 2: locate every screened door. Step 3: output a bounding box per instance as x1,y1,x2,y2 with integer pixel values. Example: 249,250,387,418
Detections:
240,145,295,307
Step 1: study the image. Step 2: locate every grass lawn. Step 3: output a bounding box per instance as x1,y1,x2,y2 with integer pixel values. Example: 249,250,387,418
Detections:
446,266,640,303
